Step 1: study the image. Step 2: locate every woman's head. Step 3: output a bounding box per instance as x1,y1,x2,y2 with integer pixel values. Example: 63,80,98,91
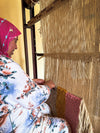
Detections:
7,36,18,57
0,18,21,57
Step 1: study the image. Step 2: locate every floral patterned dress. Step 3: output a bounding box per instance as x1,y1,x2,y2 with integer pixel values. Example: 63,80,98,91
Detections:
0,55,70,133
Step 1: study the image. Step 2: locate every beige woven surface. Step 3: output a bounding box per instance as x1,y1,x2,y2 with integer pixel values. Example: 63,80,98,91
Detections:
78,99,94,133
40,0,100,132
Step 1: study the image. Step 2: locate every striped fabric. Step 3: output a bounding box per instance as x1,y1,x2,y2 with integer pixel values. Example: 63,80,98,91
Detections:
55,87,81,133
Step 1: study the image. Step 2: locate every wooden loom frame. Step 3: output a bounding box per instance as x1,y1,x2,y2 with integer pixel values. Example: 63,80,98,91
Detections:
22,1,100,132
22,0,100,78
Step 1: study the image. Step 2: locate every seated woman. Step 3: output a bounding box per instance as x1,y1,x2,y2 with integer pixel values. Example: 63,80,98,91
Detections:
0,18,71,133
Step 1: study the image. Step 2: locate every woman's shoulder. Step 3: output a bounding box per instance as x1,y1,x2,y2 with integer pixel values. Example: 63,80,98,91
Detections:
0,55,24,75
0,55,21,70
0,55,14,64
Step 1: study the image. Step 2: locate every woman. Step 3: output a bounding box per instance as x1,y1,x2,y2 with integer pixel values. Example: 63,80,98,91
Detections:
0,18,71,133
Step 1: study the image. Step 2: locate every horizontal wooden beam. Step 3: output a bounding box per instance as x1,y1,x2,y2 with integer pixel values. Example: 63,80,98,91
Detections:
38,52,100,62
36,53,44,56
28,0,69,27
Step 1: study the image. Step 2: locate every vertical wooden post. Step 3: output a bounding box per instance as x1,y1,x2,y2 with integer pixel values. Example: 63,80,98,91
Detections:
30,8,37,78
22,0,29,75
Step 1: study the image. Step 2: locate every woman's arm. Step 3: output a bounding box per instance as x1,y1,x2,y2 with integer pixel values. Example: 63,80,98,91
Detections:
33,79,55,89
0,56,55,112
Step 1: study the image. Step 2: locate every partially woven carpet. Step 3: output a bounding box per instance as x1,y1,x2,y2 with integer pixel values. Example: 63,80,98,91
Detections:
46,87,57,116
47,86,93,133
56,86,67,119
65,92,81,133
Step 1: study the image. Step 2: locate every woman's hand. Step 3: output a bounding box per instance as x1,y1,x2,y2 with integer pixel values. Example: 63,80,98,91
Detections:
33,79,45,85
44,80,55,89
33,79,55,89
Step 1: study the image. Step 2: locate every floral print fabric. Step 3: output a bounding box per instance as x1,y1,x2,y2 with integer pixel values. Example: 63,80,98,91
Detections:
0,56,70,133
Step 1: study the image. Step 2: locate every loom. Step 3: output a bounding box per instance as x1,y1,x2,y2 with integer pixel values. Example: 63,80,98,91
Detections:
22,0,100,132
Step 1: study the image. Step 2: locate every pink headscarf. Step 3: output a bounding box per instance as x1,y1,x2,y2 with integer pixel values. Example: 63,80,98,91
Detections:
0,17,21,57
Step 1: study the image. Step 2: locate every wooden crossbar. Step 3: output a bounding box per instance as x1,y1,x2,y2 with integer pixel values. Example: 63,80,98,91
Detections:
38,52,100,62
28,0,69,27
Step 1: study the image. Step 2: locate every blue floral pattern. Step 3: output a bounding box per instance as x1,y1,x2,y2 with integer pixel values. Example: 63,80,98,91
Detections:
0,55,70,133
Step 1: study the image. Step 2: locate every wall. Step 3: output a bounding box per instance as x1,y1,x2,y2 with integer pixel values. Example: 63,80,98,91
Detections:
23,3,45,79
0,0,45,79
34,3,45,79
0,0,26,71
